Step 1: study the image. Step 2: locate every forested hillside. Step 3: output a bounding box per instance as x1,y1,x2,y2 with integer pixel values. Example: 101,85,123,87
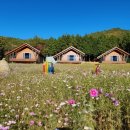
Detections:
0,28,130,58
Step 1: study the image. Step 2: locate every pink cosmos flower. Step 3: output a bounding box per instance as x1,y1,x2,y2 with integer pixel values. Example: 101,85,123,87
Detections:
89,88,99,97
29,120,35,126
0,126,10,130
29,112,36,116
68,99,76,105
38,121,42,126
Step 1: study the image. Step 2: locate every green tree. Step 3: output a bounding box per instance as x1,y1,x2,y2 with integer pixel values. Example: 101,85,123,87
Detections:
0,44,4,60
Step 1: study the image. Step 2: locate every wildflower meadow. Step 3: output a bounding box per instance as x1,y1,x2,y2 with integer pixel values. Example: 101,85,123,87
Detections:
0,63,130,130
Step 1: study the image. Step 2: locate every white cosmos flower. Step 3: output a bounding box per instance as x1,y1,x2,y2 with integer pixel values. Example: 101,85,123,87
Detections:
59,102,66,106
84,126,92,130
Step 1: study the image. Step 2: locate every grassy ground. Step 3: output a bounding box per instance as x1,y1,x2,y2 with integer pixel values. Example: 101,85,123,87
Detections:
0,63,130,130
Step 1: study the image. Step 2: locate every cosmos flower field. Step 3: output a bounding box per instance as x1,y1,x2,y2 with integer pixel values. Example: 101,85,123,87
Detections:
0,63,130,130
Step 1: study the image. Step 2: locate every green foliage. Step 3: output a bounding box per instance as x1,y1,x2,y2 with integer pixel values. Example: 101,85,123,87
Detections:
0,28,130,58
0,43,4,60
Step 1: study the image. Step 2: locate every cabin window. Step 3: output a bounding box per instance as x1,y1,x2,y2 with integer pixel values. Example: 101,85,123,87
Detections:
68,55,76,61
111,56,119,61
13,52,16,58
23,53,32,59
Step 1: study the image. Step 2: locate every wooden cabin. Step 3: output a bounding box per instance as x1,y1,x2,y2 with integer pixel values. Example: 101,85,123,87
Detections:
97,47,130,63
5,43,43,63
53,46,85,64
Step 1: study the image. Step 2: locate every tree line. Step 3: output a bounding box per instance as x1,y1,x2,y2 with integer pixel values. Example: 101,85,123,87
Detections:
0,28,130,60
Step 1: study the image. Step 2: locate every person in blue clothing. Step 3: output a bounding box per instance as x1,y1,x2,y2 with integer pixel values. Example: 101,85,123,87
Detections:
48,63,52,74
50,63,54,74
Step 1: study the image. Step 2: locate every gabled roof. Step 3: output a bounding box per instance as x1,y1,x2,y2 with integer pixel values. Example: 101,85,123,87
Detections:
97,47,130,59
53,46,85,58
5,43,40,55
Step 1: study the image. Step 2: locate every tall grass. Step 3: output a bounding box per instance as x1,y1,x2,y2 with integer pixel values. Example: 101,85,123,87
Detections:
0,63,130,130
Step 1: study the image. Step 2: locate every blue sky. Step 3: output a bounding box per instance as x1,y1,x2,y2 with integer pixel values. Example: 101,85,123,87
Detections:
0,0,130,39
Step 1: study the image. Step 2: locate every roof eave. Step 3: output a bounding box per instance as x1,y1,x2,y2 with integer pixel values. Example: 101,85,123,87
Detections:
97,47,130,59
53,46,85,58
5,43,40,55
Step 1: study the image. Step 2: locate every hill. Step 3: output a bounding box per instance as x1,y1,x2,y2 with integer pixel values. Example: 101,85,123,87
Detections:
88,28,130,38
0,28,130,58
